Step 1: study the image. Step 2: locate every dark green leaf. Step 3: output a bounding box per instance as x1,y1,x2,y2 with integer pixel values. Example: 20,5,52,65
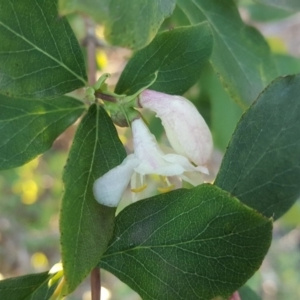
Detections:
60,104,126,293
239,285,261,300
253,0,300,12
0,95,85,170
0,272,58,300
0,0,87,99
177,0,278,106
115,23,213,96
100,184,272,300
215,74,300,220
59,0,176,50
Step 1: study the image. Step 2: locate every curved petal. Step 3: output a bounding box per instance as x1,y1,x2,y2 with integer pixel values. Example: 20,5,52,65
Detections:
93,154,139,207
139,89,213,166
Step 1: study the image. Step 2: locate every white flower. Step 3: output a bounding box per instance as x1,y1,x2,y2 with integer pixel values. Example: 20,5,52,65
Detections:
93,118,209,207
139,89,213,166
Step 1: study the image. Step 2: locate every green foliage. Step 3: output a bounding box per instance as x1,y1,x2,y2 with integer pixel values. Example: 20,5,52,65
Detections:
239,285,261,300
215,75,300,220
177,0,278,106
199,64,244,151
101,184,272,300
0,0,300,299
59,0,176,50
253,0,300,11
60,104,126,293
0,272,58,300
0,0,87,99
0,95,85,170
115,23,213,96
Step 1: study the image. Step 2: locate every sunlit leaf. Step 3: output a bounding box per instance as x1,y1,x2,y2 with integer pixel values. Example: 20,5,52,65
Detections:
177,0,278,106
59,0,176,50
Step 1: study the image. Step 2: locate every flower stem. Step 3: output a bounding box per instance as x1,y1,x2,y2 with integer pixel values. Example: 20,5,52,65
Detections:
91,268,101,300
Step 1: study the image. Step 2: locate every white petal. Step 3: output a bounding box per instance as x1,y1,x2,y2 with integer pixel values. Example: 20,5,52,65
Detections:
139,90,213,166
93,154,139,207
132,119,168,173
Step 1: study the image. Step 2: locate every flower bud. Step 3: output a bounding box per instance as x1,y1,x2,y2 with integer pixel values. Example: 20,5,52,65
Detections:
139,90,213,166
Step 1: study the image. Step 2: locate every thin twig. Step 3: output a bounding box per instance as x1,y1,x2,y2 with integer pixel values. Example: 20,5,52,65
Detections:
85,17,101,300
91,268,101,300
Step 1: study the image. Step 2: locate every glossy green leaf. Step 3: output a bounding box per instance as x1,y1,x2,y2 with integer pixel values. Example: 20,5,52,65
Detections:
60,104,126,293
0,95,85,170
215,74,300,220
177,0,278,106
59,0,176,50
253,0,300,12
100,184,272,300
0,0,87,99
0,272,58,300
239,285,261,300
115,23,213,96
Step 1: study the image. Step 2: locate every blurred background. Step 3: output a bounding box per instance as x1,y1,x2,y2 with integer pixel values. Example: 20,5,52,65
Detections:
1,1,300,299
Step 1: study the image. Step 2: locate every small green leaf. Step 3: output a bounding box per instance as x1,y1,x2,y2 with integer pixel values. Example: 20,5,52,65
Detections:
59,0,176,50
177,0,278,106
60,104,126,293
100,184,272,300
0,272,58,300
215,74,300,220
0,95,85,170
115,23,213,96
239,285,261,300
0,0,87,99
253,0,300,12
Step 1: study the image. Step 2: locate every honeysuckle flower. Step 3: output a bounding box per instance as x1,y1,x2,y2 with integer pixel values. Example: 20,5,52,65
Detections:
93,118,209,207
139,89,213,166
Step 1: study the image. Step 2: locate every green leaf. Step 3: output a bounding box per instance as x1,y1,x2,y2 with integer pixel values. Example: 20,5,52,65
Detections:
59,0,176,50
244,3,292,22
0,95,85,170
0,0,87,99
239,285,261,300
60,104,126,293
199,63,244,151
253,0,300,12
100,184,272,300
177,0,278,106
0,272,58,300
215,74,300,220
275,54,300,76
115,23,213,96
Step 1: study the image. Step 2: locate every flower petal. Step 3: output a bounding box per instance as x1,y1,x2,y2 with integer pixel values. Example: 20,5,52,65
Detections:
139,89,213,166
93,154,139,207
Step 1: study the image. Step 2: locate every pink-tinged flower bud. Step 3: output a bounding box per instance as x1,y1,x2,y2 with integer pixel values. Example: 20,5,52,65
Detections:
139,90,213,166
